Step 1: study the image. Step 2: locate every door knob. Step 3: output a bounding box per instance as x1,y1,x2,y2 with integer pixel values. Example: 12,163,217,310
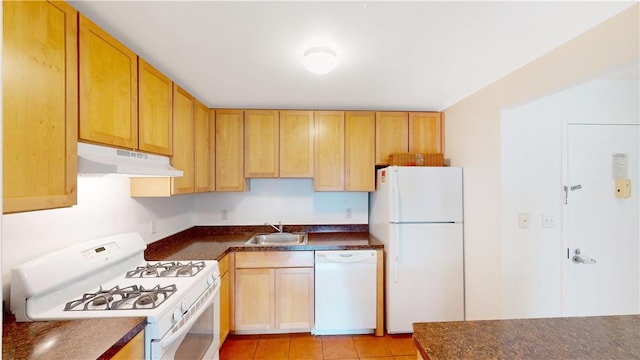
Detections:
572,248,596,264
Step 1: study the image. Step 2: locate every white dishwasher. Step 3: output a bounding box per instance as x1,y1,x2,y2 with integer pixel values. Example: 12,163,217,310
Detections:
313,250,377,335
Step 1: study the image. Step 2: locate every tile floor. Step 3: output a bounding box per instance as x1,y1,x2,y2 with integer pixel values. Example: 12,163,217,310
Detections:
220,333,416,360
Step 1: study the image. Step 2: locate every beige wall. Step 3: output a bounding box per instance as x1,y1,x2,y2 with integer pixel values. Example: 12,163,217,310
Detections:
444,5,639,320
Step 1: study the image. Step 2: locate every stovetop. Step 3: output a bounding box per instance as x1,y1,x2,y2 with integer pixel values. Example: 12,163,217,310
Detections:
11,233,219,325
125,261,206,278
65,283,178,311
63,261,210,312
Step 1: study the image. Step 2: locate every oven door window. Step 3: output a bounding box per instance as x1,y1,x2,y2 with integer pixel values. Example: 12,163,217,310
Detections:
155,286,220,360
174,305,214,360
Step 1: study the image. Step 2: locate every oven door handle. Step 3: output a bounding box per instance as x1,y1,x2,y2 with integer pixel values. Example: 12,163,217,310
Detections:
160,281,219,350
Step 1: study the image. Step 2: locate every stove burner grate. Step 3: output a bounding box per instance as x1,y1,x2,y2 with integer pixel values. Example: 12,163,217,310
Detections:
64,284,177,311
125,261,206,278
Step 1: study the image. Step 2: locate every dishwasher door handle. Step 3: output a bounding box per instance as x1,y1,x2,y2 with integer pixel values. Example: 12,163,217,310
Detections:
315,251,377,263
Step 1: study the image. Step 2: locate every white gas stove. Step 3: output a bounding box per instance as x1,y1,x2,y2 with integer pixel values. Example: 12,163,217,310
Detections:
10,233,221,360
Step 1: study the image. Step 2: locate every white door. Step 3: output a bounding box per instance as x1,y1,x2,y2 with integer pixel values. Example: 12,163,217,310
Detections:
563,124,639,316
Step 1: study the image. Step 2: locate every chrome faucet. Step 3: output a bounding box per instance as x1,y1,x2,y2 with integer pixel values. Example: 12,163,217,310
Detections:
265,221,283,233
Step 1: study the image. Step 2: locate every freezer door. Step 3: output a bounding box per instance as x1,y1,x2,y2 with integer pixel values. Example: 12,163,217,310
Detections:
386,223,464,333
390,167,463,223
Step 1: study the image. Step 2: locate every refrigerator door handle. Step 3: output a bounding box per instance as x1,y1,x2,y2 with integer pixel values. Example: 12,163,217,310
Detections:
392,169,400,223
393,258,399,283
393,227,400,283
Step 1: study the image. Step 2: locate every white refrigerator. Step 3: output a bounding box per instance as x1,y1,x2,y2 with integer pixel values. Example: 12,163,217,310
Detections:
369,166,464,333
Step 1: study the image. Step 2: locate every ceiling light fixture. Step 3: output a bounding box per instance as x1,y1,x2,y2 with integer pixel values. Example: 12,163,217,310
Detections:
303,46,337,75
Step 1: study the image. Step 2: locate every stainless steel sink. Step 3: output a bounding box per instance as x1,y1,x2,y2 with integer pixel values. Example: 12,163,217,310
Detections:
245,232,308,246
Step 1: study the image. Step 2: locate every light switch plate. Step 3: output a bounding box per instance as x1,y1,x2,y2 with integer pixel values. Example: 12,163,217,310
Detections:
615,178,631,199
541,214,556,228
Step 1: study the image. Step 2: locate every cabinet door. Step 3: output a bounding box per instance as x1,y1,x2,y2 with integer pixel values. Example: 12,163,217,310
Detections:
138,58,172,155
208,109,216,192
215,110,245,192
111,330,144,360
275,267,314,330
345,112,375,191
280,111,314,178
409,112,443,153
219,255,230,344
314,111,345,191
170,85,195,195
3,1,78,213
235,269,274,331
194,100,210,193
79,15,138,149
375,112,409,165
244,110,279,178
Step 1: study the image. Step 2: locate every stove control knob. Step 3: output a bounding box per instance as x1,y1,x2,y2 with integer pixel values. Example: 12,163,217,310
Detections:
181,301,189,312
207,275,215,286
173,309,183,323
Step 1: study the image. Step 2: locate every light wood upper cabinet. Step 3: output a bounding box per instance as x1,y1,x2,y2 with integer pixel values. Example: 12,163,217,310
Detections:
130,97,211,197
280,111,314,178
409,112,444,154
208,109,216,192
138,58,172,156
215,110,245,192
170,85,195,195
194,100,211,193
314,111,345,191
3,0,78,214
345,112,375,191
375,112,409,165
244,110,279,178
79,14,138,149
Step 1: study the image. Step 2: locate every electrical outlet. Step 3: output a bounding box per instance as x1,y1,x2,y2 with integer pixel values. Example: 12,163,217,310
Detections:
518,213,530,229
542,213,556,228
150,220,157,234
221,209,228,220
346,208,352,219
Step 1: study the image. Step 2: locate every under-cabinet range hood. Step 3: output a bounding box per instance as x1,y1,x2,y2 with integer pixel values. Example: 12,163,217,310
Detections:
77,142,183,177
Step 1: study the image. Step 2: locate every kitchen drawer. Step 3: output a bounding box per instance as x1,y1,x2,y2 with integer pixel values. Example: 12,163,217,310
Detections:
235,251,313,268
219,253,231,275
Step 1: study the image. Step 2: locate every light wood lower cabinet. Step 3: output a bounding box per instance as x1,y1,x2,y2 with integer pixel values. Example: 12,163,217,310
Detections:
234,251,314,334
219,254,231,344
111,330,144,360
274,267,314,330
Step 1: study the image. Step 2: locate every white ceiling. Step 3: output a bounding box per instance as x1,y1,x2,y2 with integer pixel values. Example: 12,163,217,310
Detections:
68,1,635,111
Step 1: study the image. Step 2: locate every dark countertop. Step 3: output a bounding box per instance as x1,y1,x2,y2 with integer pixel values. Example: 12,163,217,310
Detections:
144,225,382,261
2,313,145,360
413,315,640,360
